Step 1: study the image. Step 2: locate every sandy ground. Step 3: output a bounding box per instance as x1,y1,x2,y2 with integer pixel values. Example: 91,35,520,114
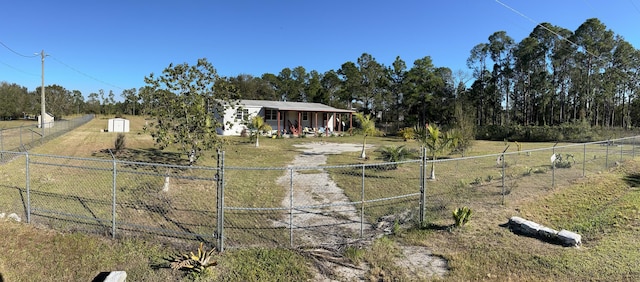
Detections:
275,142,448,281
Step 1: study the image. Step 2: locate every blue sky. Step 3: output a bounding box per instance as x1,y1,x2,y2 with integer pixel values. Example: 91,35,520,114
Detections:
1,0,639,100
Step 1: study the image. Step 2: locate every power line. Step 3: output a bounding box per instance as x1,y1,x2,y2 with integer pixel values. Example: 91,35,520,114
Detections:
630,0,640,16
494,0,600,59
1,38,126,92
0,40,38,58
50,55,125,91
0,59,38,77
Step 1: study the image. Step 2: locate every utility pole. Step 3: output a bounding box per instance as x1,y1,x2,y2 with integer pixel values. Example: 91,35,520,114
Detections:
40,50,46,137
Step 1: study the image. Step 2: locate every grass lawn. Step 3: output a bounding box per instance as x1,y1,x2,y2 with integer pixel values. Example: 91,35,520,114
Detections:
1,115,639,281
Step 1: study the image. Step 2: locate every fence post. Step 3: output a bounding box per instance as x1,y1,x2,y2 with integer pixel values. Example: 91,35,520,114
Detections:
500,145,509,205
633,136,636,158
620,139,623,162
501,151,506,205
552,143,557,189
360,164,365,238
216,150,225,252
25,152,31,224
109,150,117,239
419,146,426,226
289,168,294,248
583,143,586,177
605,139,610,169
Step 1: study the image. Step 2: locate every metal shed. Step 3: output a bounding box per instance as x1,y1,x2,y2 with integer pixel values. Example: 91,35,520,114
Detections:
108,118,130,133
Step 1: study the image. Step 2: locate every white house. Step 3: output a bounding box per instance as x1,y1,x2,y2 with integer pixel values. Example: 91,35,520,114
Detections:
216,100,354,137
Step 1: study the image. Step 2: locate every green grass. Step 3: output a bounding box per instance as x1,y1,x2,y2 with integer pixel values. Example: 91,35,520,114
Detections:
398,160,640,281
1,116,640,280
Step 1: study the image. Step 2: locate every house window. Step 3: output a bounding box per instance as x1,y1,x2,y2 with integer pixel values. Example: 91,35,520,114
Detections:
265,109,278,120
302,112,309,121
236,108,249,120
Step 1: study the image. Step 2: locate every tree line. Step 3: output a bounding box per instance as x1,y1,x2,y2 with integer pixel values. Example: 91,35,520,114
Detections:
1,18,639,135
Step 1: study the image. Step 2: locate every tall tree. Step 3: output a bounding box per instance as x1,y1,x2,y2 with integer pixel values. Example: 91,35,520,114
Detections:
467,43,490,125
388,56,407,128
356,53,386,116
86,92,101,114
404,56,442,126
320,70,343,108
120,88,138,115
0,82,29,119
71,90,84,115
338,61,362,111
570,18,615,125
488,31,514,125
39,84,74,118
305,70,323,103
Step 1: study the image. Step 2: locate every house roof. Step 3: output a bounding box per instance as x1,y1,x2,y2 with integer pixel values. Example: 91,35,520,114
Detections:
240,100,355,113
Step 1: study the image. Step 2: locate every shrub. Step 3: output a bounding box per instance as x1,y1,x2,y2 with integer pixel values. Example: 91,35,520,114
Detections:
168,242,217,275
240,128,249,138
114,133,126,152
485,175,494,182
452,206,473,227
343,246,365,264
397,127,415,141
375,145,416,170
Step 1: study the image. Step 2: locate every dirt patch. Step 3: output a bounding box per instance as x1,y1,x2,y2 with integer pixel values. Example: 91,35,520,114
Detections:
275,142,449,281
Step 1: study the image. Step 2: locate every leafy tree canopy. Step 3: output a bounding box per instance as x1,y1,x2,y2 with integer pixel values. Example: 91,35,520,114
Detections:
143,58,237,163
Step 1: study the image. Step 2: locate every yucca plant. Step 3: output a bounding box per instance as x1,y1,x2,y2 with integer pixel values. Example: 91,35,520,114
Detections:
452,206,472,227
169,242,218,274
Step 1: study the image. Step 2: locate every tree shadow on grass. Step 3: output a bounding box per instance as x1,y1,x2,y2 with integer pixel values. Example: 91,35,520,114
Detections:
6,184,216,244
623,173,640,187
92,148,189,165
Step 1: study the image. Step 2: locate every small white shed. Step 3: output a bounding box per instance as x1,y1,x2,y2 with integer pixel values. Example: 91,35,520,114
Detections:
37,112,54,128
108,118,130,133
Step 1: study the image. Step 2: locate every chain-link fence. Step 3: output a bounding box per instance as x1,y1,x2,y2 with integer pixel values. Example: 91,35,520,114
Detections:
0,115,94,153
0,136,637,251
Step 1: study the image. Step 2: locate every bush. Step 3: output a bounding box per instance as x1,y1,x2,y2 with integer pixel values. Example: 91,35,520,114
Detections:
114,133,126,152
475,122,605,142
452,206,473,227
397,127,415,141
168,242,217,276
375,145,416,170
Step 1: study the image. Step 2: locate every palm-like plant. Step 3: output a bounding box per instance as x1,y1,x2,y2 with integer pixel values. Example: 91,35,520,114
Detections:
452,206,472,227
375,145,415,170
169,242,218,274
415,124,458,179
397,127,415,141
354,112,378,159
249,115,272,147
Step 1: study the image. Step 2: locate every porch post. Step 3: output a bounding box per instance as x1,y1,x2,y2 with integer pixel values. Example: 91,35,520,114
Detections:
297,112,302,135
277,111,281,137
349,113,353,135
314,113,318,132
325,113,328,136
